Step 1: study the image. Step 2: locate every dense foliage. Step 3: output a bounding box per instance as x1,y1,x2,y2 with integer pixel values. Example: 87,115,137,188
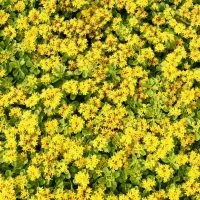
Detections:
0,0,200,199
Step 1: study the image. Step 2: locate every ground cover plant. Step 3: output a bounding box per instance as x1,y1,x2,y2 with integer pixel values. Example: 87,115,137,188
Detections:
0,0,200,199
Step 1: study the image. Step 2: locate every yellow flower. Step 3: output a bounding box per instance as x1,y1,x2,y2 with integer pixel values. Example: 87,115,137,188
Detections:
155,43,165,52
108,150,126,170
64,142,84,162
188,166,200,180
125,1,136,14
0,10,9,26
14,1,25,12
39,11,49,23
182,180,199,197
16,16,28,30
35,188,54,200
174,23,186,35
79,80,92,95
120,127,134,147
40,74,51,84
25,93,40,108
127,188,141,200
129,17,139,27
45,119,59,135
180,89,195,105
143,134,159,153
74,171,89,188
41,88,63,109
27,165,40,181
69,115,85,134
174,154,188,167
156,164,173,183
90,188,104,200
86,155,99,170
62,80,79,95
3,150,17,163
3,25,16,39
58,104,73,119
28,8,40,24
72,0,87,9
92,136,108,151
15,175,28,190
169,107,181,117
141,178,156,192
0,69,6,77
136,0,148,8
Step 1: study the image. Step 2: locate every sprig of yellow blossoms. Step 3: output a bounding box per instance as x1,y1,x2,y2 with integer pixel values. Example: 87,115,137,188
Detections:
0,0,199,199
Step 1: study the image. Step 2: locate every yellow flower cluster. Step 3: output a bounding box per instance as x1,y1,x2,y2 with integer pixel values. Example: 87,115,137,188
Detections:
0,0,199,199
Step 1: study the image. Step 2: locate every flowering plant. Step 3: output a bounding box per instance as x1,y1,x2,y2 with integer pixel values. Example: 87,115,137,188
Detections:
0,0,200,199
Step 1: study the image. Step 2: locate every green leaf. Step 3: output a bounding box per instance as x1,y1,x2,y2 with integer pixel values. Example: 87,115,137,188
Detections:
70,94,76,100
111,181,117,191
121,170,128,182
128,59,137,66
5,170,12,177
18,69,25,79
20,169,26,176
106,179,112,187
146,90,154,97
26,60,34,68
19,59,25,66
66,172,71,179
74,70,81,75
3,0,12,6
9,61,19,69
33,69,40,75
0,41,5,49
103,167,110,176
114,171,120,179
121,183,131,193
159,2,166,11
98,177,106,186
39,179,45,186
195,131,200,141
27,184,32,189
12,69,19,77
62,53,69,62
82,71,88,78
8,64,13,73
29,189,35,194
